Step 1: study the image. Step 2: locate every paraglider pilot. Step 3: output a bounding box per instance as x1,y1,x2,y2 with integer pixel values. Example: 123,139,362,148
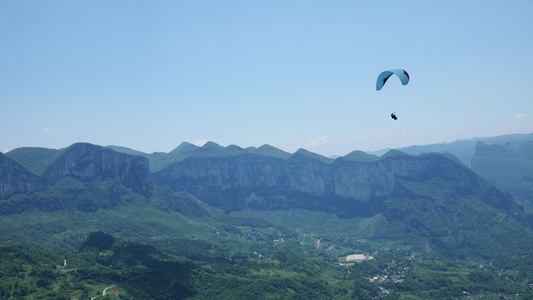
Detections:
376,69,409,121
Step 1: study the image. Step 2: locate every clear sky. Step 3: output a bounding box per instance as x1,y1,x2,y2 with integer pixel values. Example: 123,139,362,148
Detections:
2,1,532,157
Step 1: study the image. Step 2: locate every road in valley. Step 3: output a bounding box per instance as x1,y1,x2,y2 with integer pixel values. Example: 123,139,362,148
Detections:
90,284,116,300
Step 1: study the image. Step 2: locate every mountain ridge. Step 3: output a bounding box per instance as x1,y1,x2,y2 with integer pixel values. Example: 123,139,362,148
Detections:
371,132,533,167
3,140,520,218
1,137,533,266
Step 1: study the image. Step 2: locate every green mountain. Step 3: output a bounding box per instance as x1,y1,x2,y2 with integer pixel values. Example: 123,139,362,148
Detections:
369,132,533,209
5,146,62,176
2,140,533,299
336,150,379,163
107,142,292,173
3,141,530,257
245,144,292,159
106,143,197,173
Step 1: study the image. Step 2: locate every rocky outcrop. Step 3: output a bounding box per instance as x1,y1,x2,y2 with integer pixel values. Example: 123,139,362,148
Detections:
44,143,151,194
1,143,153,215
153,146,482,216
0,152,49,200
2,141,516,219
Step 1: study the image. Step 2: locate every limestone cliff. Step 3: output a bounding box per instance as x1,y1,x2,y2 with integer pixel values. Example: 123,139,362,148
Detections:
2,141,516,219
44,143,151,194
153,146,484,216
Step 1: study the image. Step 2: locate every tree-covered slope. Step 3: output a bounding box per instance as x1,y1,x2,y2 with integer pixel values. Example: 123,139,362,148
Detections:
1,140,533,300
2,230,532,300
0,152,49,200
5,146,63,176
107,142,293,173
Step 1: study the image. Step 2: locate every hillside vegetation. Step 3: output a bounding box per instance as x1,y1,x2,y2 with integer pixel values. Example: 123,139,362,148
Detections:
1,136,533,299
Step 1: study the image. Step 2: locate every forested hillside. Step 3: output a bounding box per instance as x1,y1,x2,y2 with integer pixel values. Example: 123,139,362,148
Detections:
1,138,533,299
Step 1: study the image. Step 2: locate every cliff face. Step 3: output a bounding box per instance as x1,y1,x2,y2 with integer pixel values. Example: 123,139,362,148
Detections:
153,150,482,216
1,143,151,202
0,152,49,200
44,143,151,194
2,141,515,219
1,143,216,217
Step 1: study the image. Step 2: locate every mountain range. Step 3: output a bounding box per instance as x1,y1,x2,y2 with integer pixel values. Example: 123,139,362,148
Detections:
2,136,528,216
1,134,532,259
373,132,533,167
2,133,533,298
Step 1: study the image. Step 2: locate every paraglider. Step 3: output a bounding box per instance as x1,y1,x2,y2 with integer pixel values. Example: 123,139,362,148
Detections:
376,69,409,120
376,69,409,91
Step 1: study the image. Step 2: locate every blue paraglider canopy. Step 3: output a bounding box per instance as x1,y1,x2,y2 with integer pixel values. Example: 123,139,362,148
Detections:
376,69,409,91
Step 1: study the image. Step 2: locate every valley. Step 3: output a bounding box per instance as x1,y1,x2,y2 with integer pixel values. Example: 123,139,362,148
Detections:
1,134,533,299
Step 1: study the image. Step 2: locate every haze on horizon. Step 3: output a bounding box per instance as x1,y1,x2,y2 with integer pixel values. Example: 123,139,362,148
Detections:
1,1,532,157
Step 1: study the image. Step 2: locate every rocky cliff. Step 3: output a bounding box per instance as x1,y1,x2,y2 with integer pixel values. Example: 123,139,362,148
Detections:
3,141,518,219
153,145,489,217
1,143,217,217
44,143,152,194
1,143,152,202
0,152,49,199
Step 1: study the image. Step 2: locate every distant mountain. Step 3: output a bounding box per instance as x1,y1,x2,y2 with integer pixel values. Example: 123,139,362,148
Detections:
5,146,61,176
471,140,533,207
336,150,379,163
370,133,533,167
108,142,200,173
107,142,293,173
367,133,533,208
105,133,533,171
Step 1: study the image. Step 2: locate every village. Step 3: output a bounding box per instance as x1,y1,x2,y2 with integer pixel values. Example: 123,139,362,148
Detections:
244,228,417,298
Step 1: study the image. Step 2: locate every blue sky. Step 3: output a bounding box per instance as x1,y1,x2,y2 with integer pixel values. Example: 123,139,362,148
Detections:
1,1,532,156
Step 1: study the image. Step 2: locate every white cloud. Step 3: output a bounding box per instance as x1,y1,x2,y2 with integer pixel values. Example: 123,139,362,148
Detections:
306,136,329,148
194,139,208,147
514,113,526,119
42,127,52,133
